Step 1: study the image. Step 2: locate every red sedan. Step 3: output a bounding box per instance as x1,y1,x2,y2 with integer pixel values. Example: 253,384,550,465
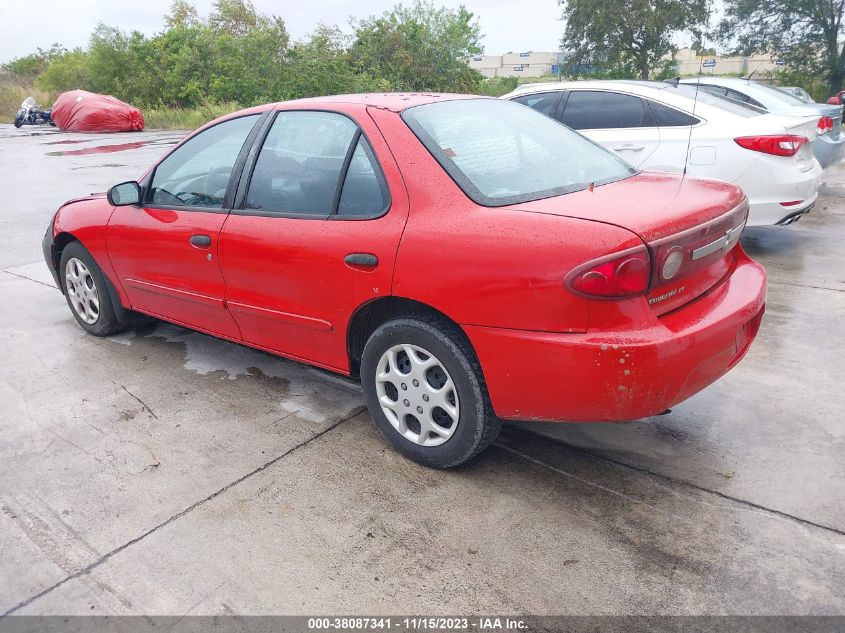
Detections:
43,94,766,468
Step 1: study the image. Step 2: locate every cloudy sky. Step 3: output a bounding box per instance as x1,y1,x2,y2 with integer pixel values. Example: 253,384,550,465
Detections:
0,0,568,63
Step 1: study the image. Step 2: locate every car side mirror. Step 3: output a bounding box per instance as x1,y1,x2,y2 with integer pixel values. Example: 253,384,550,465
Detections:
107,181,141,206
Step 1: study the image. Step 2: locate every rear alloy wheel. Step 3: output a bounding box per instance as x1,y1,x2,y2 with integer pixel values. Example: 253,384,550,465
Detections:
361,315,501,468
59,241,127,336
375,343,460,447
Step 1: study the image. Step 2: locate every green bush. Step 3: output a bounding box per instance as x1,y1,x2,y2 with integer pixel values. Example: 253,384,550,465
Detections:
476,76,518,96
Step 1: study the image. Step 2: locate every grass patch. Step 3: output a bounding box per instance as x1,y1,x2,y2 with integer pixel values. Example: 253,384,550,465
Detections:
0,80,55,123
141,102,243,130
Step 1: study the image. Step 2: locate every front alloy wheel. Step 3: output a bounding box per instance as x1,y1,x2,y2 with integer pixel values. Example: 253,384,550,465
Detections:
65,257,100,324
59,241,127,336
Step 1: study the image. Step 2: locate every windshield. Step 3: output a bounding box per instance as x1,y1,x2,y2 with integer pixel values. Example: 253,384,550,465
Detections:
401,98,636,207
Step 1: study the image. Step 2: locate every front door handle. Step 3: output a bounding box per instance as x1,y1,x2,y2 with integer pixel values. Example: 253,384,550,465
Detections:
190,234,212,248
613,144,646,153
344,253,378,267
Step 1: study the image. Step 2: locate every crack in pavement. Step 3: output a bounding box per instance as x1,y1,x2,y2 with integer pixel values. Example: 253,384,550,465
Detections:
504,425,845,538
767,279,845,293
2,269,57,290
0,406,367,617
117,383,159,420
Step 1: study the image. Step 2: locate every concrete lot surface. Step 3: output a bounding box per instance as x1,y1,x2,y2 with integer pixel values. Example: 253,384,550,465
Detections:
0,124,843,616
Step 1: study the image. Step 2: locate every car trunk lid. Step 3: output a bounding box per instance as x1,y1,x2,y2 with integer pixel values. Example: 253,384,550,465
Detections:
509,172,748,314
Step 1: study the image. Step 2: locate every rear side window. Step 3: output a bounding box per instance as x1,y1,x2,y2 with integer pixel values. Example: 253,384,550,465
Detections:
402,98,636,207
562,91,656,129
647,100,700,126
245,111,356,215
337,137,389,216
512,92,562,118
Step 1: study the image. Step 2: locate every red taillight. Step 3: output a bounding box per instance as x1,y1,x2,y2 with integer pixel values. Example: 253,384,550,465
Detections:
734,135,808,157
566,247,651,299
818,116,834,135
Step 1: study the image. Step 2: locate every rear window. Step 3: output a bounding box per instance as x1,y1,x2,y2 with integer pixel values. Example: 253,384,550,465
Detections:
674,85,765,117
401,99,636,207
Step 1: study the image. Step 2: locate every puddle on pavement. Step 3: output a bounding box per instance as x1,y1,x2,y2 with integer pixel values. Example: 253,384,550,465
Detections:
43,139,87,145
47,141,152,156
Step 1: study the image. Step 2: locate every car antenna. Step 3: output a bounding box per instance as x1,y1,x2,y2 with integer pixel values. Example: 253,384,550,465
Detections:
683,47,705,176
744,60,763,81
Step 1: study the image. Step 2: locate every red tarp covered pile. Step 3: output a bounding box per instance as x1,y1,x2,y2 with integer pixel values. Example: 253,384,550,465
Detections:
51,90,144,132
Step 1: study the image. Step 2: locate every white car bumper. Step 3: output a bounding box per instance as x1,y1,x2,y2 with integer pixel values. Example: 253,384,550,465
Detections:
741,158,823,227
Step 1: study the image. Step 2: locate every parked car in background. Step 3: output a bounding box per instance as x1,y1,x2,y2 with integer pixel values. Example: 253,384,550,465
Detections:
679,77,844,169
503,80,822,226
43,94,766,468
827,90,845,108
778,87,813,104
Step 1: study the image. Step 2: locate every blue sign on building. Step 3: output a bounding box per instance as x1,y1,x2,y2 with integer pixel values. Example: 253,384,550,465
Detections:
552,64,560,75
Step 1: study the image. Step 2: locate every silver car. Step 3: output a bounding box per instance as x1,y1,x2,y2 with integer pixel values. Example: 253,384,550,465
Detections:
680,77,844,168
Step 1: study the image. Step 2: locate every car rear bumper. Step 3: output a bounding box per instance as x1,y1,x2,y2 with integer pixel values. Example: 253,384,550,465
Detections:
464,248,766,422
743,160,822,226
813,132,845,169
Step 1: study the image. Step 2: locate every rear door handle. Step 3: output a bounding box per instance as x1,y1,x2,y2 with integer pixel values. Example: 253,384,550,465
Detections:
344,253,378,267
190,234,212,248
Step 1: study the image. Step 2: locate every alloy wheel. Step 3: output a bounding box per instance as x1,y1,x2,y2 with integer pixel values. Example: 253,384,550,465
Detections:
65,258,100,324
374,343,460,447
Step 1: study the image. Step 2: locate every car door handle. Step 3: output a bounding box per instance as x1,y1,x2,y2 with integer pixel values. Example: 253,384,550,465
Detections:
190,234,212,248
344,253,378,267
613,144,646,152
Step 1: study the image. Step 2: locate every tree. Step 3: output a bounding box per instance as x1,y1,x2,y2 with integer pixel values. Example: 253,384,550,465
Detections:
279,26,386,100
351,1,484,92
164,0,200,29
560,0,709,79
718,0,845,96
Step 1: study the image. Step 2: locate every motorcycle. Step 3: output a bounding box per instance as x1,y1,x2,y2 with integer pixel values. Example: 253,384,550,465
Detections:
13,97,55,128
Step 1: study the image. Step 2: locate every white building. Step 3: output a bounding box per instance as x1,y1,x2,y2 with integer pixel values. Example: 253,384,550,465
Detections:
469,52,562,78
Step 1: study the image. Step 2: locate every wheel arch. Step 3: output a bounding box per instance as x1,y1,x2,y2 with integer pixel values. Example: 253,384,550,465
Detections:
54,233,131,322
346,296,475,378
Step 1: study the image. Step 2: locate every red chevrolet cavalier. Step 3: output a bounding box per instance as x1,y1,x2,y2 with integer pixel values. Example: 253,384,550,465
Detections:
43,94,766,468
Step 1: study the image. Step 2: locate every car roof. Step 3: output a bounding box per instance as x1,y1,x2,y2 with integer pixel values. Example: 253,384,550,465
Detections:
510,79,676,93
680,77,836,114
269,92,485,113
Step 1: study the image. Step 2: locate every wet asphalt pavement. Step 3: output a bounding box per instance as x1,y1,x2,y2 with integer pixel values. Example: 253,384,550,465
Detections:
0,124,843,616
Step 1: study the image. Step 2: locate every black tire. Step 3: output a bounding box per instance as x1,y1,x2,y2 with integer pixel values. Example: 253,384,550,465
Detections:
14,115,24,128
361,314,501,468
59,241,127,336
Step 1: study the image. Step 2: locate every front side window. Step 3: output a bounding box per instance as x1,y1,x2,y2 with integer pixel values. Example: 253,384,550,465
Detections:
402,98,636,207
562,91,656,129
149,115,259,208
245,111,357,215
512,92,562,118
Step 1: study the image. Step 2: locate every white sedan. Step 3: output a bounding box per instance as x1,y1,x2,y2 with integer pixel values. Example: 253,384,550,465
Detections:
502,80,822,226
